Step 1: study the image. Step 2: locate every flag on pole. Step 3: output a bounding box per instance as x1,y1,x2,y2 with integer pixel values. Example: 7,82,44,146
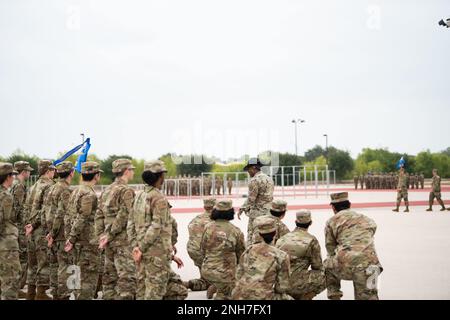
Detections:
75,138,91,173
53,142,86,166
396,156,406,169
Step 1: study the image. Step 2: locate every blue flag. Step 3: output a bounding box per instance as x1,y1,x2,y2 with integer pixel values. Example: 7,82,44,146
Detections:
53,142,86,166
75,138,91,173
396,156,406,169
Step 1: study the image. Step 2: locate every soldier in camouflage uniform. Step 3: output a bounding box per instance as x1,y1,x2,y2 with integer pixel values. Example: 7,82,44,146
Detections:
426,169,447,212
0,163,21,300
393,166,409,213
184,198,216,294
227,176,233,195
200,199,245,300
96,159,137,300
127,160,187,300
276,210,326,300
64,162,102,300
254,199,290,244
353,175,358,190
410,174,416,189
10,161,33,297
325,192,383,300
232,215,291,300
419,173,425,189
24,160,55,300
44,161,74,300
238,158,274,244
359,175,364,190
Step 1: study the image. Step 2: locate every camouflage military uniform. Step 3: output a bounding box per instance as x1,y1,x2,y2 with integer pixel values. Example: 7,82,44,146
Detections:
45,162,74,299
325,193,382,300
232,216,291,300
67,162,102,300
10,163,32,291
95,159,137,300
128,161,187,300
276,210,325,300
26,160,55,296
227,177,233,195
48,172,73,300
186,198,215,291
427,173,446,211
254,200,290,244
394,170,409,212
241,170,274,244
353,176,358,190
0,163,21,300
200,200,245,300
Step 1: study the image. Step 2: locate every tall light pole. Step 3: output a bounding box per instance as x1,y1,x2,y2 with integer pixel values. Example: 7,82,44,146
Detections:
323,134,328,165
291,119,305,156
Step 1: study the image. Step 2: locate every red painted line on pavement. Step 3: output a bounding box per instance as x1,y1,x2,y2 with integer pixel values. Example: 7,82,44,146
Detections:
170,200,450,214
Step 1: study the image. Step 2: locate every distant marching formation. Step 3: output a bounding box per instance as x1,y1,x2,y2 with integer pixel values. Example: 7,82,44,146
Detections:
353,172,425,190
0,158,448,300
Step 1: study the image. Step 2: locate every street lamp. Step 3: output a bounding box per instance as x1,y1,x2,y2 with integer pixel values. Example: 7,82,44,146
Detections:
323,134,328,165
291,119,305,156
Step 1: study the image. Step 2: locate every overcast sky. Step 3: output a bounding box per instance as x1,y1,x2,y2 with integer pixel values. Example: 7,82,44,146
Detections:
1,0,449,161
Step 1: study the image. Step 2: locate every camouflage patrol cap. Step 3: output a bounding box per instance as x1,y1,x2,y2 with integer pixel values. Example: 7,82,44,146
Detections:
253,215,277,234
56,161,74,174
203,197,216,208
0,162,18,176
14,161,34,172
144,160,168,173
112,159,136,173
296,210,312,224
330,192,349,204
214,199,233,211
38,160,56,172
271,199,287,212
81,161,103,174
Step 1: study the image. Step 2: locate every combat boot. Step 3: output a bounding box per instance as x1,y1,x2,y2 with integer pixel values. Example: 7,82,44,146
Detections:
426,208,432,212
392,208,399,212
206,285,216,300
440,207,446,212
35,286,52,300
26,285,36,300
404,208,409,213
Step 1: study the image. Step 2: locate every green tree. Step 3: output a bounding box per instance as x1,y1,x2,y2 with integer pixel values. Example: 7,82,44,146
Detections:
304,146,325,162
328,147,354,180
175,154,214,177
6,149,40,172
159,154,178,177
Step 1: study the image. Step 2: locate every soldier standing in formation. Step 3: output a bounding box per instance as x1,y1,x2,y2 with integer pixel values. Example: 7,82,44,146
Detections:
227,176,233,195
324,192,382,300
96,159,137,300
10,161,33,297
64,162,102,300
393,166,409,213
200,199,245,300
185,197,216,298
238,158,274,244
24,160,55,300
426,169,447,212
276,210,326,300
127,160,187,300
353,175,359,190
44,162,75,300
0,163,21,300
232,215,291,300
